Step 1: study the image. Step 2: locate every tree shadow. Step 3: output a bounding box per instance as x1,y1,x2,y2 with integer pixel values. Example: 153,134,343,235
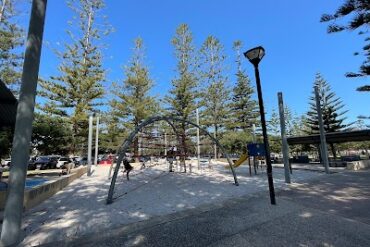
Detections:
5,163,326,246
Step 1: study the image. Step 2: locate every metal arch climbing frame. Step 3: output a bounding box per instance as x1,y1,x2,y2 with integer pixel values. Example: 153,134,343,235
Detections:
106,115,239,204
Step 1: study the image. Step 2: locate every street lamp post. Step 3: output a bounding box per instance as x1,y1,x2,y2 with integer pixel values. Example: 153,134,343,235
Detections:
244,46,276,205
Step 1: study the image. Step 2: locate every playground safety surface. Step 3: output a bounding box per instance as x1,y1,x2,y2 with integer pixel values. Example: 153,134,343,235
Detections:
9,162,367,246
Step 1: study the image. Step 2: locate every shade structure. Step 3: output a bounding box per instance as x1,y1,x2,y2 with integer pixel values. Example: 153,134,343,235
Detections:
287,130,370,145
0,79,17,128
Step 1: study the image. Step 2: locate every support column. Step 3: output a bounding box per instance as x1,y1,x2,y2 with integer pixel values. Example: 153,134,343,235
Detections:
277,92,291,183
87,115,93,176
315,86,330,174
252,124,256,143
0,1,47,245
196,108,200,170
94,116,99,166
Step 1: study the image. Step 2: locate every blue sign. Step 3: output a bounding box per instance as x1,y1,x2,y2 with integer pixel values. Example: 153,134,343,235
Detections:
247,143,266,156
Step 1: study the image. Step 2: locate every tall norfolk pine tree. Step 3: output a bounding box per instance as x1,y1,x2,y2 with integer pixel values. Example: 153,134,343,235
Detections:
305,73,350,158
321,0,369,79
110,38,157,160
228,40,259,132
0,0,24,92
166,24,199,170
40,0,109,154
0,0,25,158
199,35,229,159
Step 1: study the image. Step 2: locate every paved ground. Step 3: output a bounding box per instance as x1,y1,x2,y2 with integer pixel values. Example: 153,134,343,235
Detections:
41,169,370,247
12,161,322,246
273,163,346,173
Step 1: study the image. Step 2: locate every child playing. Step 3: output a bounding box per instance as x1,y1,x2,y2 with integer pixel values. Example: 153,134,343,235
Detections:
122,158,133,180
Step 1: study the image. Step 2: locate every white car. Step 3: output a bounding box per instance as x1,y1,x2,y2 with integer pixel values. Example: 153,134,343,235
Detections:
1,158,11,167
56,157,72,168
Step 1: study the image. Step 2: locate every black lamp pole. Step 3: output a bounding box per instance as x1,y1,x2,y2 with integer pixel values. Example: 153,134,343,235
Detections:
245,46,276,205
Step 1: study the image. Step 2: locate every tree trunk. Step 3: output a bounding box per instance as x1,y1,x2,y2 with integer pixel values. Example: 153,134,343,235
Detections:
82,5,93,65
214,124,218,159
134,136,139,163
330,143,337,160
71,120,78,155
317,144,322,163
180,122,187,172
0,0,7,23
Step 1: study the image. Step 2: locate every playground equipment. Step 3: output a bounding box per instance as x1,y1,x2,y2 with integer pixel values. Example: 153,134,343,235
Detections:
107,115,240,204
226,153,264,176
225,143,268,177
232,154,249,168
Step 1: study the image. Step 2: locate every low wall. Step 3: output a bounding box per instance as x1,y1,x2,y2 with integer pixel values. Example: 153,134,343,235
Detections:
0,166,87,211
346,160,370,171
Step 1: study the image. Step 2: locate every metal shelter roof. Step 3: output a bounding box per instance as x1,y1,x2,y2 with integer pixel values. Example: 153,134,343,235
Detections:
287,130,370,145
0,79,17,127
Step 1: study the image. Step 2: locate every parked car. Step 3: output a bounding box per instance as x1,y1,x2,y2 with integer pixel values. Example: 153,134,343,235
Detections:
56,157,73,168
28,157,38,170
73,157,88,167
1,158,11,167
97,154,105,163
33,156,58,170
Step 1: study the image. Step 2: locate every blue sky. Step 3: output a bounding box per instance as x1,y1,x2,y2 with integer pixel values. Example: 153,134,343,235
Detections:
38,0,369,123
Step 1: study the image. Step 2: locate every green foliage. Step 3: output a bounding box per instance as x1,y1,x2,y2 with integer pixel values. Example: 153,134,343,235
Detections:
110,37,158,157
111,38,157,128
305,73,349,134
0,127,12,158
31,114,71,155
305,73,350,158
357,85,370,91
99,114,124,153
356,116,370,129
228,40,259,132
165,24,199,168
166,24,199,121
0,0,24,93
268,107,306,154
199,35,229,158
321,0,369,78
220,130,253,155
39,0,110,153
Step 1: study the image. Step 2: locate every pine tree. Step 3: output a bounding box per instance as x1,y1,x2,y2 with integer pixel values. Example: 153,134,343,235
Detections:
110,37,157,160
40,0,110,154
0,0,24,93
166,24,199,170
199,35,229,159
228,40,259,132
305,73,350,158
321,0,369,79
31,114,72,155
268,106,303,154
99,113,123,153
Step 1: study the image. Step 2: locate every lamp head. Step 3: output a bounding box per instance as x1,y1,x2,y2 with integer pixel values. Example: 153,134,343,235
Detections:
244,46,265,67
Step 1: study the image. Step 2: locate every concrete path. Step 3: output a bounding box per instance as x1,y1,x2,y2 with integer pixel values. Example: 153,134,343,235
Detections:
42,170,370,247
273,162,346,173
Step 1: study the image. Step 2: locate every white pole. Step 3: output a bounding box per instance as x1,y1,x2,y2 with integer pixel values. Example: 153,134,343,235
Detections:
0,0,47,245
87,115,93,176
315,86,330,174
94,116,99,166
196,108,200,170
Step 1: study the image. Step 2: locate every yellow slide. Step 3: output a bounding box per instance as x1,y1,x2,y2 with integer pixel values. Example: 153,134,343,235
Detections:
225,153,248,169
